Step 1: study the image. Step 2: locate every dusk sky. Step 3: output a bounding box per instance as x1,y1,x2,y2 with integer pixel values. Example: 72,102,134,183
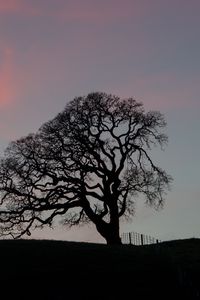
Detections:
0,0,199,243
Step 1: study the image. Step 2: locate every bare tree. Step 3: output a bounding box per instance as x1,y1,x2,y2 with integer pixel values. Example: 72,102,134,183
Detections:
0,92,172,244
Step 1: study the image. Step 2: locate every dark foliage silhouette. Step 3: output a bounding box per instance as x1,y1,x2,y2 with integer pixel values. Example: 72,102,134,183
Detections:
0,92,172,244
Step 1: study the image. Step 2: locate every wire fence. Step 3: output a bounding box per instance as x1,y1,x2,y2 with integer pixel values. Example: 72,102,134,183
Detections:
121,231,161,246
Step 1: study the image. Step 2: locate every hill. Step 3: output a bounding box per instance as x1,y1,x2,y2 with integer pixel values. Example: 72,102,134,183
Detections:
0,238,199,299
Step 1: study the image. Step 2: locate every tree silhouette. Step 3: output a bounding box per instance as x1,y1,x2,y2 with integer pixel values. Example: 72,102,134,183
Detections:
0,92,172,244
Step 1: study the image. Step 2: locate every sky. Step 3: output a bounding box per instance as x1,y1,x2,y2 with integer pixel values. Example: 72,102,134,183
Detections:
0,0,199,243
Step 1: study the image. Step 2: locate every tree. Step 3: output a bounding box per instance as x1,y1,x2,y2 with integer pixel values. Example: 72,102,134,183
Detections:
0,92,172,244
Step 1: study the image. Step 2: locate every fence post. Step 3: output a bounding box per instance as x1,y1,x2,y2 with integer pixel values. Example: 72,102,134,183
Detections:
133,232,136,245
129,232,132,245
141,234,144,245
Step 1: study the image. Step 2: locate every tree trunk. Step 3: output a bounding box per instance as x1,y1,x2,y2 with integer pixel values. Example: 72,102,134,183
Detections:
96,222,122,245
96,212,122,245
82,195,122,245
105,228,122,245
107,202,122,245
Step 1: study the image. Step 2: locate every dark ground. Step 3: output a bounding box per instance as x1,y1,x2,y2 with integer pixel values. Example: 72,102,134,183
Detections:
0,238,199,299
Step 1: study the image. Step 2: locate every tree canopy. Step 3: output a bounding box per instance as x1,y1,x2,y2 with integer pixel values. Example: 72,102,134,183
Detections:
0,92,172,244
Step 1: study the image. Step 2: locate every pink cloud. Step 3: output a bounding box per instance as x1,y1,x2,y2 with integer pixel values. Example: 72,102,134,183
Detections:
0,0,41,15
0,0,122,21
0,46,15,107
56,1,148,24
0,0,147,24
0,43,28,111
0,0,21,13
0,0,154,25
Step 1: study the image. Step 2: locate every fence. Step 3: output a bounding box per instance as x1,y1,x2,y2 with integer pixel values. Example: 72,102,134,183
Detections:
121,231,161,246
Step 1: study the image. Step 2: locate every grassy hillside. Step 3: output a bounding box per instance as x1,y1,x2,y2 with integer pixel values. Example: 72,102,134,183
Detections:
0,238,199,299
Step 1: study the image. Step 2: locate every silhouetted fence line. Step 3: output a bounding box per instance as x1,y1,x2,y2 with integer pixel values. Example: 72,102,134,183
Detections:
121,231,161,246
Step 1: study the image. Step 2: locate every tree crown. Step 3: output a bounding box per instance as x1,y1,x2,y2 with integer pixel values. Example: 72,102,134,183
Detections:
0,92,172,242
